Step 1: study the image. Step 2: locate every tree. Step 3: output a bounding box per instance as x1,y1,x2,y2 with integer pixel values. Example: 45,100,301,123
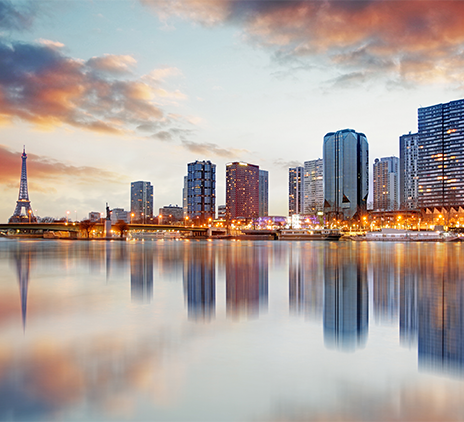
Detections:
114,219,129,238
79,220,96,238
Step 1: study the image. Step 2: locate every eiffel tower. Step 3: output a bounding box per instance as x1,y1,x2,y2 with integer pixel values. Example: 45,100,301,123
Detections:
9,146,37,223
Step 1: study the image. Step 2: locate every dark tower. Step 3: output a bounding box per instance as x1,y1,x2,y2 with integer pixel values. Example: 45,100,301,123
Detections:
9,146,37,223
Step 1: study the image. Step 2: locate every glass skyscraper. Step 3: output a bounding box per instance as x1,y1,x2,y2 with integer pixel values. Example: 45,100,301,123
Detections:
323,129,369,220
373,156,399,211
186,160,216,223
259,169,269,217
288,166,304,216
226,162,259,219
418,99,464,209
303,159,324,214
399,132,419,210
130,181,153,223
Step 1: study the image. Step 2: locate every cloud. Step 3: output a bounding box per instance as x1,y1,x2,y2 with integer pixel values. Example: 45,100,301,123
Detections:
0,145,125,189
0,39,188,137
0,0,37,31
143,0,464,87
181,140,247,158
274,159,303,169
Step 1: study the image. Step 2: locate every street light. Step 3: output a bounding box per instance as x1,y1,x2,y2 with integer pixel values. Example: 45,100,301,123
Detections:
131,213,134,224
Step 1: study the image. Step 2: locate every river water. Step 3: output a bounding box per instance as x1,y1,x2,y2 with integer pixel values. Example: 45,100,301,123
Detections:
1,238,464,421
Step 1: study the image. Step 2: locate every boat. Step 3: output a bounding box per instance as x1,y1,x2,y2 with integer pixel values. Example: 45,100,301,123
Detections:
278,229,342,241
352,228,460,242
130,231,182,240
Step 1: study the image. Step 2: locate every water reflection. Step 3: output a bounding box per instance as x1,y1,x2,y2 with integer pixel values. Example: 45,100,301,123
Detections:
226,244,268,319
11,244,32,331
323,245,369,351
418,245,464,377
183,244,215,321
130,245,153,303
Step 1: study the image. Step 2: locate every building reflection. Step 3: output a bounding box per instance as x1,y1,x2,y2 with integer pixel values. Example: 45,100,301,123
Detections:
226,244,269,320
289,245,323,319
183,244,215,321
323,245,368,351
371,244,400,324
11,244,32,331
418,245,464,376
130,245,153,303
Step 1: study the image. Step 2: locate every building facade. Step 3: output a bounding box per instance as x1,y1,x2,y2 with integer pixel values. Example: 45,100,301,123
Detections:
259,169,269,217
226,162,259,219
303,159,324,214
418,99,464,210
399,132,419,210
110,208,130,224
159,205,184,222
323,129,369,220
289,166,304,216
186,160,216,223
130,181,153,223
373,156,399,211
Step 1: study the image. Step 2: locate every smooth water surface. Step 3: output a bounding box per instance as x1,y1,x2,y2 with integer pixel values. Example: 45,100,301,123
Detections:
1,238,464,421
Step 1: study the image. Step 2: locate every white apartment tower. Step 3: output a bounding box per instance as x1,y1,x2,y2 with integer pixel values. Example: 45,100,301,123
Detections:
304,159,324,214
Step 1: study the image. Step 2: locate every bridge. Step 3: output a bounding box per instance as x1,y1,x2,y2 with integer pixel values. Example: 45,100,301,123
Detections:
0,222,208,236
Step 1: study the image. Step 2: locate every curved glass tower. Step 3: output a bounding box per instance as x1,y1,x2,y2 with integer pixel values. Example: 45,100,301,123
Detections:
323,129,369,220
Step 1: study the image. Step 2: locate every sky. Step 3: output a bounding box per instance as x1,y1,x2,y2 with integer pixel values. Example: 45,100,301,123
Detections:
1,0,464,222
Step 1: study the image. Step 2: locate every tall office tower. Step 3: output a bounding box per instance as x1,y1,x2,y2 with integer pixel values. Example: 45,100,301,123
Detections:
259,169,269,217
303,159,324,214
187,160,216,223
373,156,399,211
399,132,419,210
418,99,464,210
323,129,369,220
289,166,304,215
183,176,188,217
226,162,259,219
130,181,153,223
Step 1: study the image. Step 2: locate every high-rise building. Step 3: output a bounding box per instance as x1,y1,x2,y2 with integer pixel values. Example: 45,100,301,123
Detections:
226,162,259,219
303,159,324,214
183,176,188,217
259,169,269,217
130,181,153,223
373,156,399,211
418,99,464,210
289,166,304,216
187,160,216,223
323,129,369,220
399,132,419,210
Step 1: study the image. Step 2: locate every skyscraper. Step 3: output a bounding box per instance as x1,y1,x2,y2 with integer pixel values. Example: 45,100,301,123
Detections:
303,159,324,214
130,181,153,223
399,132,419,210
373,156,399,211
289,166,304,216
418,99,464,210
259,169,269,217
226,162,259,219
323,129,369,220
186,160,216,223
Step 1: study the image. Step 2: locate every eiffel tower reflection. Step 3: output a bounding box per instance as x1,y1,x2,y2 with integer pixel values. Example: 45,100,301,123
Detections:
12,247,31,332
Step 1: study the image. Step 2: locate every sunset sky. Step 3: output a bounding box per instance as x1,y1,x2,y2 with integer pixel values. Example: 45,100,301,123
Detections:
1,0,464,222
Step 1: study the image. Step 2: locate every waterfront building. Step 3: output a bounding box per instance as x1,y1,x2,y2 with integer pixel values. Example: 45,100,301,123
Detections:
373,156,399,211
418,99,464,210
399,132,419,210
88,211,101,222
130,181,153,223
323,129,369,220
159,205,184,222
9,147,37,223
218,205,226,220
259,169,269,217
110,208,130,224
187,160,216,223
183,176,188,217
289,166,304,216
226,162,259,219
303,159,324,214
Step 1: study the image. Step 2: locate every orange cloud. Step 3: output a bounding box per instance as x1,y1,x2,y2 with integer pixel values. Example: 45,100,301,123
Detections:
0,39,187,137
144,0,464,86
